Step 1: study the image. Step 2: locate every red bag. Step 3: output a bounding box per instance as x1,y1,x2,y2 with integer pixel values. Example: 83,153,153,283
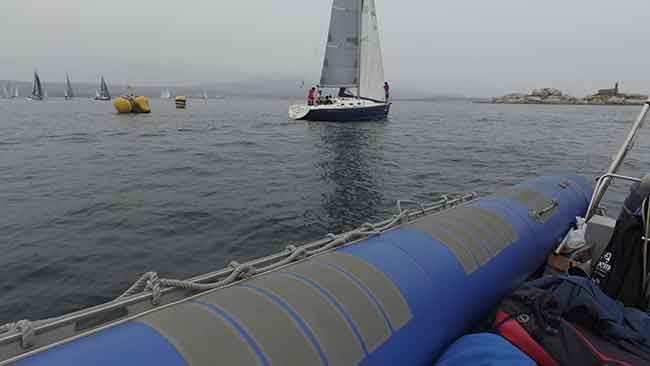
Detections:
492,287,650,366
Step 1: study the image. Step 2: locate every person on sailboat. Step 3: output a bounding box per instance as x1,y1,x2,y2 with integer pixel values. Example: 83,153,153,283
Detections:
384,81,390,101
338,88,355,98
307,87,316,106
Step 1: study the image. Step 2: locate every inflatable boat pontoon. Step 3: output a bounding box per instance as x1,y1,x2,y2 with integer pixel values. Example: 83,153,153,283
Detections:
0,172,592,366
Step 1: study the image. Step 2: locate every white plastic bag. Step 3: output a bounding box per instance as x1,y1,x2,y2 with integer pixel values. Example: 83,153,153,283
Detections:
563,217,587,252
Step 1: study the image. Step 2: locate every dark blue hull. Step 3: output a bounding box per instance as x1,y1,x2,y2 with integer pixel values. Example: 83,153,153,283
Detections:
302,103,391,122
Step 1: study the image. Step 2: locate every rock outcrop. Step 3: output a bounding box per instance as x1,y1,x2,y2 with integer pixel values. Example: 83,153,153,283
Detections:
492,87,648,105
531,88,562,98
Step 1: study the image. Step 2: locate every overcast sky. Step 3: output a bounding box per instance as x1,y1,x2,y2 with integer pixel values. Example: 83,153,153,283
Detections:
1,0,648,97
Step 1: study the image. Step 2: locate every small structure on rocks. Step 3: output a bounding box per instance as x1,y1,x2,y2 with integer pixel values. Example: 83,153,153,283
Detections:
596,83,619,97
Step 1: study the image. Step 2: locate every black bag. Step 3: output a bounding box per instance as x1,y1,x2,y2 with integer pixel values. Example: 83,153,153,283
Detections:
592,209,650,308
492,287,650,366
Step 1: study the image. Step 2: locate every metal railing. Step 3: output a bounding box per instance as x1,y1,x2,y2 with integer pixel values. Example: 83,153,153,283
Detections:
585,98,650,221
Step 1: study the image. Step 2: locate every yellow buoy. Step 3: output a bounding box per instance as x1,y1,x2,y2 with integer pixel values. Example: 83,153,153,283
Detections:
113,97,133,114
134,96,151,113
113,95,151,114
175,96,187,109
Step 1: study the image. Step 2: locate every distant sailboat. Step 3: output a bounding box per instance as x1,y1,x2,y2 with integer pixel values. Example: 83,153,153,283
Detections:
95,75,111,101
29,71,44,100
12,85,19,98
1,83,9,99
289,0,391,121
64,73,74,100
202,90,209,101
161,88,171,99
125,84,135,96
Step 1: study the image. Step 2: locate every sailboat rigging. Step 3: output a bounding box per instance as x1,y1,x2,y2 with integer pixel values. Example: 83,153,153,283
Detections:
289,0,390,121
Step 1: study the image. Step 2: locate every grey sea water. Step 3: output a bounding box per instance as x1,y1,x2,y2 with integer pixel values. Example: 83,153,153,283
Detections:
1,97,649,323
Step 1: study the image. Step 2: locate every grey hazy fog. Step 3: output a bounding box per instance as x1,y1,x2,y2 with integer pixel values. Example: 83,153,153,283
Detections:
1,0,648,97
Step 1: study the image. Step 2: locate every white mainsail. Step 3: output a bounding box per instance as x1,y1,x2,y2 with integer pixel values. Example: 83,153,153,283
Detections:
161,88,171,99
100,76,110,99
2,83,8,99
202,90,208,100
31,71,43,100
64,73,74,99
320,0,362,88
94,75,111,100
12,86,19,98
319,0,386,102
359,0,385,102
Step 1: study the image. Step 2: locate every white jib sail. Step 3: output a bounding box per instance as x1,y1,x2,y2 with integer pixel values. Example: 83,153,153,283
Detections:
359,0,385,102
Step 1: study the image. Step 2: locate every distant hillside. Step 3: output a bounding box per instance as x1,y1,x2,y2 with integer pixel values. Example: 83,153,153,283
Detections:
394,95,474,102
0,79,307,99
0,79,469,101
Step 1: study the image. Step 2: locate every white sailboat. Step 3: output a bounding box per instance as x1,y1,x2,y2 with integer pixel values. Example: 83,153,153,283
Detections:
1,83,9,99
289,0,390,121
64,73,74,100
161,88,171,99
95,75,111,101
202,90,209,101
12,85,19,98
28,70,44,100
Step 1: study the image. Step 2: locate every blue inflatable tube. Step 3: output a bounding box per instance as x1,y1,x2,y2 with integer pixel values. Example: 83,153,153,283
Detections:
12,172,592,366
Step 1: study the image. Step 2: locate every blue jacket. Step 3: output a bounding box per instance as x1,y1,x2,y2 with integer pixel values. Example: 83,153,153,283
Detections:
528,275,650,351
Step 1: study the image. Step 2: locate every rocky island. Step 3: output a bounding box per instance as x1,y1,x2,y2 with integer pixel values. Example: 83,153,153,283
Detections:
491,83,648,105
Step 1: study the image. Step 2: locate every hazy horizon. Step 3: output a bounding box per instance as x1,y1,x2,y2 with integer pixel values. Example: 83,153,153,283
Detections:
2,0,649,97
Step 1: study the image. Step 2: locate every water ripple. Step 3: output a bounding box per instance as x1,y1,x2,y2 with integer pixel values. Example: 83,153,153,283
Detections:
0,99,648,323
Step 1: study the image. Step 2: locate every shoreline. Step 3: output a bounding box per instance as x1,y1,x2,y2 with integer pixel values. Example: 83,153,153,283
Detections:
488,87,648,106
476,100,647,106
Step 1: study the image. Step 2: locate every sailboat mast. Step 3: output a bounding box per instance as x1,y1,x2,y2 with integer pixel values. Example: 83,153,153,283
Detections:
357,0,364,98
